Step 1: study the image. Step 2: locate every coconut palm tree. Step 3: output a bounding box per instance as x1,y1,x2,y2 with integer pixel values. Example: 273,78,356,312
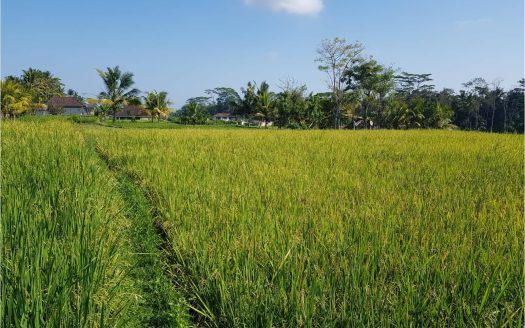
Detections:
0,80,32,118
18,68,64,105
255,81,275,127
96,66,139,121
144,91,172,121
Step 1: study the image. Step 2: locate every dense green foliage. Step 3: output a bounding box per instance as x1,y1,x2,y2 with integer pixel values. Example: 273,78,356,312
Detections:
2,39,523,132
5,68,64,106
174,38,523,132
451,78,524,132
175,100,209,125
0,80,32,118
91,127,523,326
204,87,242,115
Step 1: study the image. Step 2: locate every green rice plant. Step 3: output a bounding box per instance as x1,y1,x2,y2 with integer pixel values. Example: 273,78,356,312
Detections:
1,121,137,327
97,120,246,130
91,128,523,327
69,115,99,124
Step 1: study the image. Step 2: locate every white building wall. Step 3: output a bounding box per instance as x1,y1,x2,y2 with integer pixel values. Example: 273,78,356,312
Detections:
63,107,86,115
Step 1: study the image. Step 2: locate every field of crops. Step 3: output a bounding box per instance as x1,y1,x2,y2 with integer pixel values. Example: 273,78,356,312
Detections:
1,121,138,326
90,127,523,326
2,120,523,327
1,121,188,327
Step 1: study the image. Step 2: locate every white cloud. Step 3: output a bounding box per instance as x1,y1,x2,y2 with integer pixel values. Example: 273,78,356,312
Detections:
244,0,324,15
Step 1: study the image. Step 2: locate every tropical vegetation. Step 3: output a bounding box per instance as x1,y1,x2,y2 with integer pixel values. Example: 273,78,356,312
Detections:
96,66,140,121
1,36,523,327
1,38,522,132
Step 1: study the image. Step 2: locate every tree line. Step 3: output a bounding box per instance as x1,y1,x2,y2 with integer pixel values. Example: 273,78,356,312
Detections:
93,66,171,121
176,38,523,132
1,37,523,132
0,67,171,121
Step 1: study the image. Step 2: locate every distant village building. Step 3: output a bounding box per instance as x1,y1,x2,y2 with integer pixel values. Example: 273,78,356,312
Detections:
47,96,87,115
254,120,273,127
114,105,150,120
213,112,235,122
237,118,249,126
212,113,272,127
34,106,49,116
84,103,96,115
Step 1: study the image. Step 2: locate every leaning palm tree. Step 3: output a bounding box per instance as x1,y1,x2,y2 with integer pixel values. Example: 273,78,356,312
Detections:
96,66,139,121
144,90,172,121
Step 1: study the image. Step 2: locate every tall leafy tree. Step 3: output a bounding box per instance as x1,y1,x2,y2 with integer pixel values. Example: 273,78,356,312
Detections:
205,87,241,114
487,82,504,133
23,68,64,104
275,79,308,128
504,79,524,133
316,37,364,128
186,96,212,108
343,58,395,129
305,92,331,128
7,68,64,105
96,66,139,121
395,72,435,96
177,100,209,125
462,77,488,130
238,82,257,117
454,90,475,129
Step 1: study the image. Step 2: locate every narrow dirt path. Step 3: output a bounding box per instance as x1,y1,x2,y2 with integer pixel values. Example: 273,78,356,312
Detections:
88,137,190,327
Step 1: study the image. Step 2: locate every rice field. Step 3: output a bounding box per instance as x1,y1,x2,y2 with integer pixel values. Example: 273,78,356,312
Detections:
90,127,524,326
1,121,188,327
2,120,523,327
1,121,135,326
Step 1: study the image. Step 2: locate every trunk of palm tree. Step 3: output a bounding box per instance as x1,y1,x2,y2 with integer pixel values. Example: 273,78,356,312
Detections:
364,103,369,130
475,104,479,130
490,97,496,133
503,100,507,132
336,104,342,129
333,93,341,129
333,105,338,129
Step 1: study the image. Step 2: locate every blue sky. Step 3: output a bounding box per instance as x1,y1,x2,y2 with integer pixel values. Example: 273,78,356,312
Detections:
2,0,523,107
